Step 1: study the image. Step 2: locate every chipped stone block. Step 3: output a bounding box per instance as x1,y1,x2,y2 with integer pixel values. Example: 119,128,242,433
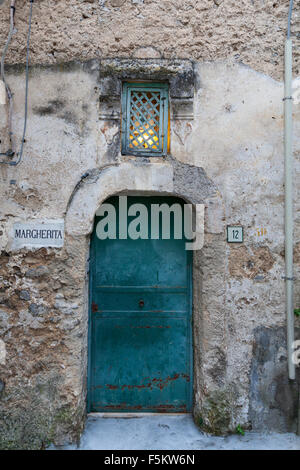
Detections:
98,76,121,98
99,97,121,120
25,266,49,279
171,99,194,120
19,290,31,301
29,304,48,317
54,298,79,315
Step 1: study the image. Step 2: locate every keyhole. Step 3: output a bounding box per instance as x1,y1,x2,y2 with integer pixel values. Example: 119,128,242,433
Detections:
139,299,144,308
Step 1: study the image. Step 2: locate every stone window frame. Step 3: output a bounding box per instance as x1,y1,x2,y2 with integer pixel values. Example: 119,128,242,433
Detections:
97,59,196,159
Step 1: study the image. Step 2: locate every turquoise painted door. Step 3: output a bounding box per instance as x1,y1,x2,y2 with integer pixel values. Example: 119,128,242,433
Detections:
88,196,192,412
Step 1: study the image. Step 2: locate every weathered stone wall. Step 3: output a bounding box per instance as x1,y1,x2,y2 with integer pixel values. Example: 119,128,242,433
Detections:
0,240,88,449
0,0,299,450
0,0,299,80
249,326,300,432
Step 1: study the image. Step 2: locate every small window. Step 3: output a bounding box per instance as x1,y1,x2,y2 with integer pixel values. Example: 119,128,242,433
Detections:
121,82,169,157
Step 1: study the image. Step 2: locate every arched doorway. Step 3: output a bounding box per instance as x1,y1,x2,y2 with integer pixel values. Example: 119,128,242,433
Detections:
87,195,193,412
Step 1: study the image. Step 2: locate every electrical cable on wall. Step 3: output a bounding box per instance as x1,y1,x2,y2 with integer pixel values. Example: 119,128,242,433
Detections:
0,0,34,166
0,0,16,158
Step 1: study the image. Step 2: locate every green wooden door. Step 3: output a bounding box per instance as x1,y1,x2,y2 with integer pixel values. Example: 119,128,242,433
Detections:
88,196,192,412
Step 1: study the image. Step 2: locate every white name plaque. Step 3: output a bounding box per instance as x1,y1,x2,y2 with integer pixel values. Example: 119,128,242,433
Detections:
12,220,64,249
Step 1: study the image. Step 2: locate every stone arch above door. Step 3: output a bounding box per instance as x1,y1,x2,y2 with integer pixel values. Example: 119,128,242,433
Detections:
65,159,230,434
65,159,223,238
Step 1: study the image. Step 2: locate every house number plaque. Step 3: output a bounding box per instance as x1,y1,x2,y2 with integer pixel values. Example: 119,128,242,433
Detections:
227,226,243,243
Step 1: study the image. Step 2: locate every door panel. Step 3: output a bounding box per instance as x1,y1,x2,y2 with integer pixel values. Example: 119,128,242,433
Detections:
88,196,192,412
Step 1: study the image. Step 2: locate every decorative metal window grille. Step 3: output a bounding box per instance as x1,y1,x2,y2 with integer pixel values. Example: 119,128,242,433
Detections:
121,82,169,156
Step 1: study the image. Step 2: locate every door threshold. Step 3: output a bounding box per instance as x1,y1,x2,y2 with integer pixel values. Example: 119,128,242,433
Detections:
88,412,190,419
